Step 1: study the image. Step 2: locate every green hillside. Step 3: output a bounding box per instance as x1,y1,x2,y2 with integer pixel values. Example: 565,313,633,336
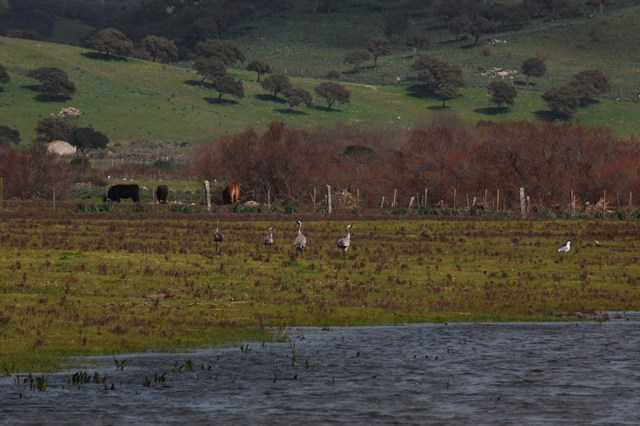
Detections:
1,2,640,155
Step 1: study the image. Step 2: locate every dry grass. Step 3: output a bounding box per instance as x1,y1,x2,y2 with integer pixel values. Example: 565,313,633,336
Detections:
1,202,639,372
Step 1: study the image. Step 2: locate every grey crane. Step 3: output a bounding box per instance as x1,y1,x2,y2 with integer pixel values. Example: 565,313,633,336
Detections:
263,226,274,248
337,224,352,255
214,219,224,254
294,220,306,255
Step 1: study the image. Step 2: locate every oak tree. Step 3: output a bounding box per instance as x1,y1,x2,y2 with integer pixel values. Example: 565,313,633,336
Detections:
261,74,293,98
521,56,546,85
284,88,313,112
344,49,371,71
367,37,392,67
246,60,272,82
543,84,580,118
0,64,9,85
315,82,350,110
85,28,133,57
211,75,244,101
193,57,227,83
140,35,178,63
26,67,76,99
405,35,430,59
0,125,20,145
488,80,517,108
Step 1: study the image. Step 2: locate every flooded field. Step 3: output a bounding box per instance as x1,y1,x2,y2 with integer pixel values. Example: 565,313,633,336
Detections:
2,313,640,425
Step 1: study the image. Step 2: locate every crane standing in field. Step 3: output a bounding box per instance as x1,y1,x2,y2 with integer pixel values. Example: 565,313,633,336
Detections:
294,220,306,256
337,224,352,256
263,226,274,249
214,219,224,254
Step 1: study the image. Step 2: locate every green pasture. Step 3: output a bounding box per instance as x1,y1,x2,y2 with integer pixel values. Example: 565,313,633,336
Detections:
1,206,639,373
2,18,640,153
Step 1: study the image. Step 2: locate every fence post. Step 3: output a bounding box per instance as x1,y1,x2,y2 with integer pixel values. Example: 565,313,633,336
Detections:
424,188,428,207
519,187,526,217
392,189,397,208
496,189,500,211
267,188,271,211
327,185,332,214
409,197,415,209
381,196,385,208
204,180,211,212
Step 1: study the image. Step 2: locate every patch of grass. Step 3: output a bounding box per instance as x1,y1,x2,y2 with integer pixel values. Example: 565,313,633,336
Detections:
1,204,639,372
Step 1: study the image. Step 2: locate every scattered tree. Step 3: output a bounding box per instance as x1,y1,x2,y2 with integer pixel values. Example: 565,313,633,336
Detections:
521,56,546,85
543,84,580,118
344,49,371,71
69,126,109,166
447,15,471,41
0,124,20,145
367,37,392,67
85,28,133,57
26,67,76,99
571,69,611,106
140,35,178,63
468,17,498,45
195,40,245,66
315,82,350,110
488,80,517,109
284,88,313,112
412,56,466,106
405,35,430,59
261,74,293,98
5,29,44,41
193,57,227,83
246,60,272,82
211,75,244,101
35,117,72,143
0,64,9,85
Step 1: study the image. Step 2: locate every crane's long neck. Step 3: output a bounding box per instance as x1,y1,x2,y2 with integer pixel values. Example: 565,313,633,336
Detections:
298,223,302,235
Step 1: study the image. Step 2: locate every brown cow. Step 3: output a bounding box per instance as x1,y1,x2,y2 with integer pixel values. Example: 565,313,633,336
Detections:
222,182,241,204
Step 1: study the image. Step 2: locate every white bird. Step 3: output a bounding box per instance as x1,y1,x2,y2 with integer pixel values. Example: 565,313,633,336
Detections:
214,220,224,254
337,224,352,255
595,240,602,247
263,226,274,248
557,240,572,253
294,220,306,255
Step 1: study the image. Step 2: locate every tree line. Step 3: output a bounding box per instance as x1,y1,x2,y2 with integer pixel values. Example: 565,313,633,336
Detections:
1,117,638,213
190,118,640,212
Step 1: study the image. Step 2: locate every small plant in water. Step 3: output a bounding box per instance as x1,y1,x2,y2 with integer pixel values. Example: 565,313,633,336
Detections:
114,357,126,370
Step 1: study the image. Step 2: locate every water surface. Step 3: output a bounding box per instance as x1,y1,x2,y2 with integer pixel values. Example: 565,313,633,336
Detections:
2,313,639,425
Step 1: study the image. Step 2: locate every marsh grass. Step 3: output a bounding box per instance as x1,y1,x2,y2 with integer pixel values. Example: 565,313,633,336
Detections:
1,204,639,372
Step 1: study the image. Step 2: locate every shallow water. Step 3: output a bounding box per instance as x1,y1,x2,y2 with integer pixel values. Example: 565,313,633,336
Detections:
2,313,640,425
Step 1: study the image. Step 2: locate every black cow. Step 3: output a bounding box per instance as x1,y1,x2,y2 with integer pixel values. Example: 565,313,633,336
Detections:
104,184,140,202
156,184,169,204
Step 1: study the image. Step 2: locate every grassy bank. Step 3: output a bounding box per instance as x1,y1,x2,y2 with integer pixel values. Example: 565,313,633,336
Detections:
1,203,639,372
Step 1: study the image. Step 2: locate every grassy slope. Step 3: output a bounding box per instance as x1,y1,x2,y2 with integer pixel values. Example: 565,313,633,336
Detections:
1,2,640,149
